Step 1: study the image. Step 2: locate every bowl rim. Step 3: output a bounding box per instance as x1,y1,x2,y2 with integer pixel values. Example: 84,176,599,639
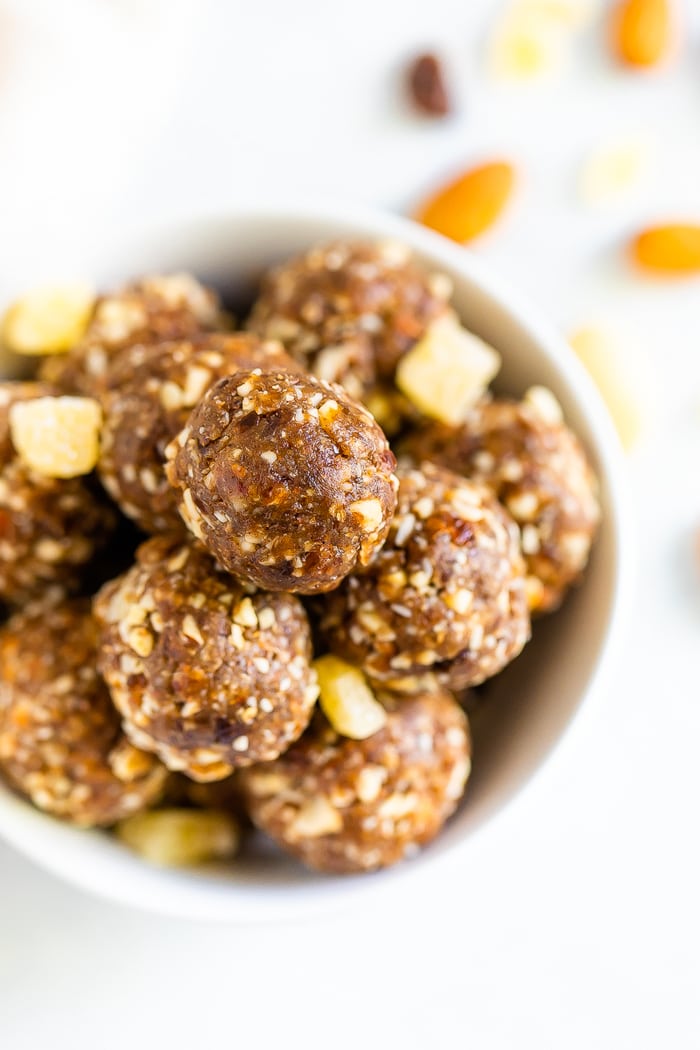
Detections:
0,200,634,921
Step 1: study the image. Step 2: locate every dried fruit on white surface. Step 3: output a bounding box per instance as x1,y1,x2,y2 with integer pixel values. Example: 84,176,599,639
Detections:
570,327,643,449
1,282,95,355
396,314,501,425
9,395,102,478
579,136,652,205
488,0,598,80
116,808,241,867
513,0,600,29
314,654,387,739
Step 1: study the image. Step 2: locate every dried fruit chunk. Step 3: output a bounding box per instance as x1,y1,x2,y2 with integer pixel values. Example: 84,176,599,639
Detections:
396,313,501,424
9,395,102,478
570,327,642,449
314,655,387,740
579,137,651,204
1,282,95,355
117,808,240,867
610,0,672,68
514,0,600,28
407,53,451,116
489,13,569,80
415,161,515,243
631,224,700,274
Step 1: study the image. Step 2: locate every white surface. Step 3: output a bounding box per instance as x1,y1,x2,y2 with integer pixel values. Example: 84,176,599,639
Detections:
0,0,699,1045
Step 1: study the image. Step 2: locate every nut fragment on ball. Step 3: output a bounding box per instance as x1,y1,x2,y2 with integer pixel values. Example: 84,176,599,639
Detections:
9,396,102,478
1,282,96,355
396,312,501,424
165,370,398,594
117,808,240,867
241,688,470,874
314,654,387,739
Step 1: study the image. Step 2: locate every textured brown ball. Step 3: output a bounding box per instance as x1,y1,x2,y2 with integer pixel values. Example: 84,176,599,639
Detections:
400,395,601,612
98,333,299,533
246,240,451,403
0,382,116,606
0,596,167,826
165,370,398,594
94,535,320,782
39,273,225,398
241,688,470,874
319,463,530,692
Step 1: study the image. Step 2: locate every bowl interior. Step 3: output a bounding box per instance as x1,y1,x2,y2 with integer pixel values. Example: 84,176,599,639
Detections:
0,206,627,919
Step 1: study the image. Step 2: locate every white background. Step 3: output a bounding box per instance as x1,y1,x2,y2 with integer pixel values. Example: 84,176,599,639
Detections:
1,1,700,1046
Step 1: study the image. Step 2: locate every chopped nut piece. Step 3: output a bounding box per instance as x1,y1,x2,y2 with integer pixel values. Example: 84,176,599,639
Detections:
288,797,343,840
314,655,388,740
9,396,102,478
117,808,240,866
407,52,451,117
523,385,564,425
2,282,95,356
396,313,501,425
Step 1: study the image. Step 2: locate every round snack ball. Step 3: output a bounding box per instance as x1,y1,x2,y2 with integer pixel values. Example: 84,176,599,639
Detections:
98,332,299,534
165,370,399,594
400,391,601,613
0,382,116,606
94,535,320,781
39,272,224,398
0,596,167,826
241,687,470,874
319,463,530,693
246,240,452,401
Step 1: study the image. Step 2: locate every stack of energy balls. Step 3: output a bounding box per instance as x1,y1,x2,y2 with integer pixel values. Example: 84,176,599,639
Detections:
0,248,600,874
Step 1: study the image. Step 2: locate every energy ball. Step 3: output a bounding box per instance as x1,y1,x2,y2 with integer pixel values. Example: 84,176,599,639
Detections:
39,273,225,398
98,332,299,534
94,535,320,781
319,463,530,693
247,240,452,403
165,370,399,594
400,388,601,613
241,688,470,874
0,382,116,605
0,596,166,826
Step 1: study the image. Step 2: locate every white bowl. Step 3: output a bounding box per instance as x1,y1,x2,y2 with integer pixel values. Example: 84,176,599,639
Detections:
0,203,631,920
